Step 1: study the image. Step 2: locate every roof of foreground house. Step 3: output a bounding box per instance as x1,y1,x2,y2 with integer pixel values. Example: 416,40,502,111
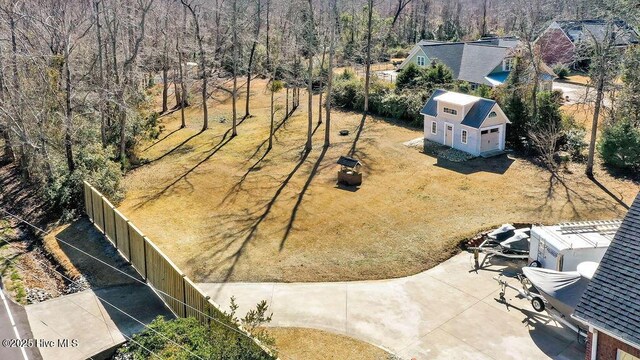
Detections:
420,89,498,128
573,193,640,347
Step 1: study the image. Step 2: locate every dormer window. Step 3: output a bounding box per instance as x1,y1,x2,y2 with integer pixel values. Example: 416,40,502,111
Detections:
443,107,457,115
488,111,497,118
503,58,515,71
417,56,426,66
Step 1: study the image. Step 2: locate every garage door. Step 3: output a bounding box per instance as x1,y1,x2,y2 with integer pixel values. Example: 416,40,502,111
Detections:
480,128,500,152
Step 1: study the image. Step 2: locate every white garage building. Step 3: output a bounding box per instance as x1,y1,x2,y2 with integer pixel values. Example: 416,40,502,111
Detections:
421,90,510,157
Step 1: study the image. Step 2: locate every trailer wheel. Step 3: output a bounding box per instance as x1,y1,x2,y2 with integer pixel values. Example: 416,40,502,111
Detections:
532,297,545,312
529,260,541,268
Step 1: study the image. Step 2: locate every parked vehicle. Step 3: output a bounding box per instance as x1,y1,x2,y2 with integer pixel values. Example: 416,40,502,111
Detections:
528,220,621,271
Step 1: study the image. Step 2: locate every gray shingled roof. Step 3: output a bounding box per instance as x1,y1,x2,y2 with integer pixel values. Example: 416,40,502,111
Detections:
458,44,509,85
420,43,465,78
420,89,446,117
557,19,639,46
573,193,640,347
461,98,496,128
419,89,496,129
416,41,512,86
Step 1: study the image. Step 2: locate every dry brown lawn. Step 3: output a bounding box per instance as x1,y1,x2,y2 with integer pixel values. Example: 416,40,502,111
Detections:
118,79,638,283
267,327,391,360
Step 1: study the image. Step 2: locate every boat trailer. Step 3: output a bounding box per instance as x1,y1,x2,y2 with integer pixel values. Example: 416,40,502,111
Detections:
468,237,529,269
493,274,588,340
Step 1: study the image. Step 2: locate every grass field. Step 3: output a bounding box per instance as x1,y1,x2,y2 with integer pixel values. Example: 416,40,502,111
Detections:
268,327,392,360
118,78,638,283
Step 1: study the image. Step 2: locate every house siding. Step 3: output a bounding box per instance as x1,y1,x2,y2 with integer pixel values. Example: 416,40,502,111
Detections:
401,47,429,69
536,27,575,65
423,115,482,156
585,331,640,360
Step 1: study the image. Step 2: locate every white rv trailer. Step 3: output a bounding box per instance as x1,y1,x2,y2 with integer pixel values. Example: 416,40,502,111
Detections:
528,220,621,271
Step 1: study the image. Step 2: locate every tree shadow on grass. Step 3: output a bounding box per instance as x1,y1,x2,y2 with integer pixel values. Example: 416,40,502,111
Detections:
192,149,312,285
280,146,328,250
589,176,631,210
140,126,183,152
133,128,236,210
348,114,367,158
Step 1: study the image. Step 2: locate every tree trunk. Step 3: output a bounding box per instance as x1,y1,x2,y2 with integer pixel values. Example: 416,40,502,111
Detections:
231,0,238,136
318,43,326,125
94,0,107,148
325,0,337,148
286,87,289,116
364,0,374,113
245,0,261,118
161,6,169,113
64,38,75,173
177,38,187,128
586,74,605,177
269,80,275,150
306,56,313,151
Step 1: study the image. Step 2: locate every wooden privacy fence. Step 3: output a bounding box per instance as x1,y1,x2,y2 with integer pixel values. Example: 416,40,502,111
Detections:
81,181,271,354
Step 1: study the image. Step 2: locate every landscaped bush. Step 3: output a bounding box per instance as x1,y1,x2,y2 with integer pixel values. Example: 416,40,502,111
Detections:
331,73,426,126
45,141,123,219
599,118,640,171
553,64,570,79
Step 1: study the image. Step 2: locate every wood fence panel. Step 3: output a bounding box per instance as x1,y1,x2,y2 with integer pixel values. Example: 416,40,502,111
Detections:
91,188,104,233
83,182,93,221
145,239,186,318
184,278,225,323
102,198,117,247
128,223,146,279
114,210,130,261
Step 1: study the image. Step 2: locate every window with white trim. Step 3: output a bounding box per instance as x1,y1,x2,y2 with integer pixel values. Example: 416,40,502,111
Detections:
488,111,497,118
417,56,426,66
431,121,437,134
443,107,457,115
461,130,468,144
503,58,515,71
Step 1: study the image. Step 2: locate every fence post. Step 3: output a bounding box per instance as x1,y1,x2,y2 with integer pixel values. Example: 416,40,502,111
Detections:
127,221,133,265
86,182,94,222
182,274,187,318
143,236,148,280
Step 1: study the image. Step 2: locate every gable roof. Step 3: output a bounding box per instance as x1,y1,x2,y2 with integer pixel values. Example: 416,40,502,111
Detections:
573,193,640,347
554,19,640,46
461,99,497,128
420,89,498,128
420,89,446,117
409,38,517,86
458,44,510,85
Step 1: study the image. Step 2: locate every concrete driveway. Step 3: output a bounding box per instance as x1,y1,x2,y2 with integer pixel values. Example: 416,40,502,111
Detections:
553,81,612,107
25,284,174,360
199,253,585,360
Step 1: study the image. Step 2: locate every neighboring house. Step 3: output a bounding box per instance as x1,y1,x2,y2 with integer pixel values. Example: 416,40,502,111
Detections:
421,89,510,156
398,37,554,90
536,19,640,66
573,193,640,360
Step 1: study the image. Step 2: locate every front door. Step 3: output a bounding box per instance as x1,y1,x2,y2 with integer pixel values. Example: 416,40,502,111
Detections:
445,124,453,147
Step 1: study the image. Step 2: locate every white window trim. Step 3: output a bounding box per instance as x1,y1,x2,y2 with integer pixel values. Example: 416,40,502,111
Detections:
443,107,458,115
431,121,437,135
417,56,426,66
461,130,468,144
488,111,497,118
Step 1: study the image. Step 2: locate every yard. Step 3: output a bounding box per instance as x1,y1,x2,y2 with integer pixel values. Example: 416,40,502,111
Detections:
118,79,638,283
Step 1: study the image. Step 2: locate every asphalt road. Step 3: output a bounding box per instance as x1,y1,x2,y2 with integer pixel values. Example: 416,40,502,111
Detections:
0,283,41,360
